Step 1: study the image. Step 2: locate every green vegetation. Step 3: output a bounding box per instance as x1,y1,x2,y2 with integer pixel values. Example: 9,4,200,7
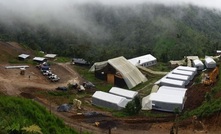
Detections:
55,57,71,63
1,5,221,63
0,95,77,134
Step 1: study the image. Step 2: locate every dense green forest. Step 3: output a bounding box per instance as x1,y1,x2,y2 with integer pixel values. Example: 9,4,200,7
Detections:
0,95,77,134
1,4,221,62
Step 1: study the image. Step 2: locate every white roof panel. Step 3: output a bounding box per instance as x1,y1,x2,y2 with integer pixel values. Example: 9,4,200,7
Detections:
160,78,185,87
18,54,29,59
33,57,45,61
128,54,156,66
166,73,190,81
205,57,216,64
176,66,197,72
109,87,138,99
45,54,57,58
172,69,194,76
157,86,187,98
150,93,183,104
193,59,204,66
92,91,128,106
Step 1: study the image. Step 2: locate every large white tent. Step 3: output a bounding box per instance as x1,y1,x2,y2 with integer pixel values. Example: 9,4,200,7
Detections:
109,87,138,100
92,91,130,110
193,59,204,70
142,86,187,112
205,57,216,69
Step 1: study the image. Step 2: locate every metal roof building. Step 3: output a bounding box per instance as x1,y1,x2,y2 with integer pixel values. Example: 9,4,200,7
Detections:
128,54,157,67
172,69,195,80
18,54,30,60
45,54,57,59
176,66,197,75
92,91,130,110
33,57,46,62
109,87,138,100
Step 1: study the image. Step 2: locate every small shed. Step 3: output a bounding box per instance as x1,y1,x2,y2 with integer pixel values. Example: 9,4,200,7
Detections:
45,54,57,59
18,54,30,60
193,59,204,70
109,87,138,100
128,54,157,67
33,57,46,63
159,78,186,88
92,91,130,110
166,73,190,85
205,57,216,69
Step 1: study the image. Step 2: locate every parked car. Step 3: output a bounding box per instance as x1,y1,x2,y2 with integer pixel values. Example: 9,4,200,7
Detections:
51,76,60,82
83,81,95,89
56,86,67,91
57,103,72,112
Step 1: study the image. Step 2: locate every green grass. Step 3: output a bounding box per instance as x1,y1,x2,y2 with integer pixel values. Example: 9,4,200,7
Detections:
0,95,78,134
55,57,72,63
73,65,113,92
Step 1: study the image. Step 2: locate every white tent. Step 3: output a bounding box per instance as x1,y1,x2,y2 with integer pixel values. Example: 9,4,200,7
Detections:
45,54,57,59
128,54,157,67
149,93,185,112
166,73,190,85
159,78,186,88
109,87,138,100
193,59,204,70
205,57,216,69
92,91,130,110
172,69,195,80
157,86,187,99
176,66,197,76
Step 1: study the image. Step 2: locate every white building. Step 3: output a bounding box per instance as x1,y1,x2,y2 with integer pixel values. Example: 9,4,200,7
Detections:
205,57,216,69
193,59,204,70
109,87,138,100
92,91,130,110
128,54,157,67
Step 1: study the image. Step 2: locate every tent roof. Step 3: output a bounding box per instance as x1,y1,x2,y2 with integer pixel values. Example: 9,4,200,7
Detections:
172,69,194,76
176,66,197,72
18,54,30,59
33,57,45,62
109,87,138,99
108,56,147,89
92,91,128,107
166,73,190,81
45,54,57,58
128,54,156,66
205,57,216,64
193,59,204,66
150,93,184,104
160,78,185,87
157,86,187,98
89,61,108,72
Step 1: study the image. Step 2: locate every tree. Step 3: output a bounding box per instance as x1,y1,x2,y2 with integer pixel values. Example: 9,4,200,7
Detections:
124,96,141,115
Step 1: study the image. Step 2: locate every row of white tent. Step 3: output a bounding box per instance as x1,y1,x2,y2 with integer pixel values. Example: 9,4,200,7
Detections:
142,66,197,112
155,66,197,88
92,87,138,110
193,56,216,70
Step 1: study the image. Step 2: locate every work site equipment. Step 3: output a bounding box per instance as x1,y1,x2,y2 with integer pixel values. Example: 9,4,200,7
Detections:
73,99,82,110
203,67,219,86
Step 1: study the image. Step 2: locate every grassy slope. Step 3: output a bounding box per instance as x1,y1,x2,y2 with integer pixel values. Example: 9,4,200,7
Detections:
0,95,77,134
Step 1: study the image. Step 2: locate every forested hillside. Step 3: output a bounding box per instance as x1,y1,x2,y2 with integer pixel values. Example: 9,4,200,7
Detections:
0,4,221,62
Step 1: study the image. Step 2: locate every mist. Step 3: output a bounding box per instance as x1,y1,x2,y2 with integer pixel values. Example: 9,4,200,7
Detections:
0,0,220,40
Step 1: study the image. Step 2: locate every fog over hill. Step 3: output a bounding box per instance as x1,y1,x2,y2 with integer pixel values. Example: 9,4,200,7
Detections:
0,1,221,62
